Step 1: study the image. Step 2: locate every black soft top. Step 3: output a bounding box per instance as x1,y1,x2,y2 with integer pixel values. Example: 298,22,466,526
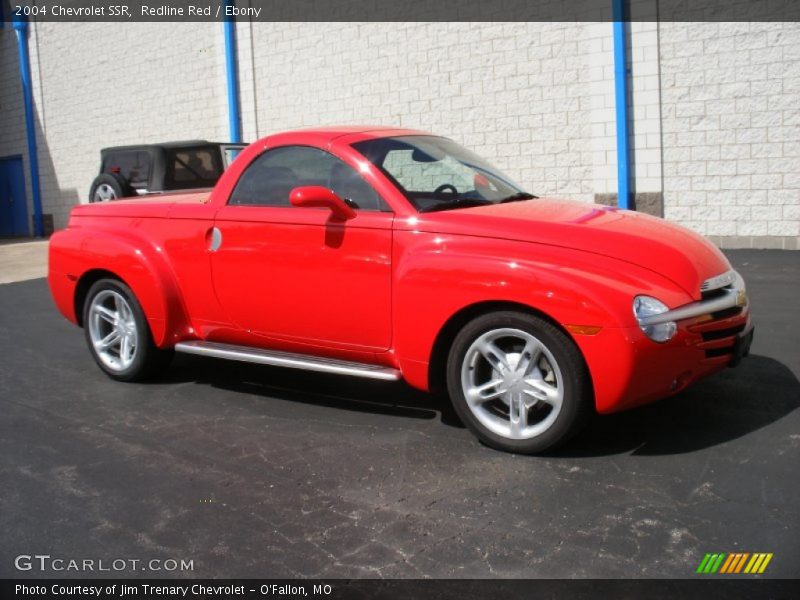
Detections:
99,141,236,155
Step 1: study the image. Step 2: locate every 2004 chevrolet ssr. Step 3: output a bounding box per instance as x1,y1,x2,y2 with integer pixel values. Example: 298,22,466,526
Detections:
48,127,754,453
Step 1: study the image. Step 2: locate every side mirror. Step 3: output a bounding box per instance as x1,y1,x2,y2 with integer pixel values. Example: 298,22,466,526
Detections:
290,186,356,221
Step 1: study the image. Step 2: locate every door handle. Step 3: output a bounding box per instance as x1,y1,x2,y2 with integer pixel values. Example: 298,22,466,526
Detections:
207,227,223,252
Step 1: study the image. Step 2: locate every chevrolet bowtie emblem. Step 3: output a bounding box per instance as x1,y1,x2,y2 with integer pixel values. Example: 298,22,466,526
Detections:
736,289,748,307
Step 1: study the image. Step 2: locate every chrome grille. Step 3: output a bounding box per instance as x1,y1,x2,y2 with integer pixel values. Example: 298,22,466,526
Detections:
700,270,737,293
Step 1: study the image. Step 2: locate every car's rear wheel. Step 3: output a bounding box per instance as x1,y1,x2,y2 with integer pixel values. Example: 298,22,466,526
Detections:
446,311,591,454
83,278,173,381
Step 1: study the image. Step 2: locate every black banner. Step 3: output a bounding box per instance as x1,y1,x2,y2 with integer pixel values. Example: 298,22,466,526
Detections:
3,579,800,600
2,0,800,23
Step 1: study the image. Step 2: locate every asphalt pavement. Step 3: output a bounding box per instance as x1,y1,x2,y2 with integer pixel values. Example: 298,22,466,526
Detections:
0,250,797,578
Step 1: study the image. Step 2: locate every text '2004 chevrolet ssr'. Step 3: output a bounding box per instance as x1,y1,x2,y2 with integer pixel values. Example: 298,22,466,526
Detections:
48,127,754,453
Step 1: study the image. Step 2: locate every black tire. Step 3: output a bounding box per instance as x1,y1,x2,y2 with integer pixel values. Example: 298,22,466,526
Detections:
446,311,592,454
82,278,173,381
88,173,134,202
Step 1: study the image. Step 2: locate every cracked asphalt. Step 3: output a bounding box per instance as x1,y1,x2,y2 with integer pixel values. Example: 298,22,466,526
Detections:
0,250,798,579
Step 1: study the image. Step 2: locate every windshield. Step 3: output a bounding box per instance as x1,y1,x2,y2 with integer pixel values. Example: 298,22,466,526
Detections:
352,136,533,212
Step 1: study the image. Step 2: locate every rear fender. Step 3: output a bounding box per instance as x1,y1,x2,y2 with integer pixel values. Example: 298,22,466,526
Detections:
53,224,191,348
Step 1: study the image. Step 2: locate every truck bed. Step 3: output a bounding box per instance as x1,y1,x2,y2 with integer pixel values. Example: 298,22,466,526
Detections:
71,191,212,219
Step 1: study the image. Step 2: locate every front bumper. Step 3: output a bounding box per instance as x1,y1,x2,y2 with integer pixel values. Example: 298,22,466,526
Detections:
637,270,748,328
729,322,754,367
574,270,753,414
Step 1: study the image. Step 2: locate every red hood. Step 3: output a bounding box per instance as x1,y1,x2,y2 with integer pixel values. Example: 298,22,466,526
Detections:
404,199,731,298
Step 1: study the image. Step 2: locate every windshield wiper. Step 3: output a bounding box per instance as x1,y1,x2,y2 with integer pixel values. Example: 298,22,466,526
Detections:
419,198,493,213
499,192,538,203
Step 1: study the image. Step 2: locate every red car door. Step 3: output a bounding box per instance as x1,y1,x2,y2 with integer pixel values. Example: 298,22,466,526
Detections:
210,145,393,351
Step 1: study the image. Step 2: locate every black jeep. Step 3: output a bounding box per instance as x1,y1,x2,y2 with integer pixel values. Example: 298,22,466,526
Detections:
89,140,247,202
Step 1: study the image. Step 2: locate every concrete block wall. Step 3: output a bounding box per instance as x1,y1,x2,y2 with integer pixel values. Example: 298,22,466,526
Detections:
590,18,664,212
628,20,663,201
26,22,231,230
659,21,800,249
0,29,34,235
241,22,619,203
2,19,798,249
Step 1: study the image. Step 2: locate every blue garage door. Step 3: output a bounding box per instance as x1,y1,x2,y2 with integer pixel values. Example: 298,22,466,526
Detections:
0,157,29,236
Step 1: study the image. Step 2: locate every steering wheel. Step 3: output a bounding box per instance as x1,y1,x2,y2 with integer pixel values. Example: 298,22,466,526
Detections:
434,183,458,195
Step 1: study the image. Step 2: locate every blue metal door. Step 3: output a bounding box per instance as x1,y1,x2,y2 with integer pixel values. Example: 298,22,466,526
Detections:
0,157,29,236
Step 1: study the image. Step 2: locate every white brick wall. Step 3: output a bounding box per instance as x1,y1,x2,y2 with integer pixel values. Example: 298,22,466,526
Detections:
242,22,618,202
590,16,665,201
0,29,33,235
2,20,798,248
628,20,663,195
660,21,800,243
26,22,231,229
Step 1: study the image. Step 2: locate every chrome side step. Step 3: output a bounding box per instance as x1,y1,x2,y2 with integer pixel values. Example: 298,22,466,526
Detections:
174,341,401,381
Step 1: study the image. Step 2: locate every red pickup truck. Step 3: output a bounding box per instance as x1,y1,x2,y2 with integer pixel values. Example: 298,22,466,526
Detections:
48,127,753,453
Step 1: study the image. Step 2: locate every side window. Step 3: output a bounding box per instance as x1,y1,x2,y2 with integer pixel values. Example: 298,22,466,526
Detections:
165,147,223,189
222,145,243,168
229,146,389,211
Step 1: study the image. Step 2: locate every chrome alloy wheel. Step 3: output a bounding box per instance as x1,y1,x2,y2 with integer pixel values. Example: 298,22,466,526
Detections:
93,184,117,202
87,290,139,372
460,328,564,440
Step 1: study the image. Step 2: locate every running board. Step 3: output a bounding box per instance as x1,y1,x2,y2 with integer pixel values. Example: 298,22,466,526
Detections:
174,341,401,381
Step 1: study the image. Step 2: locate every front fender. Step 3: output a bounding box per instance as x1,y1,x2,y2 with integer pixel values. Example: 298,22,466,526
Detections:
391,231,691,405
49,220,191,348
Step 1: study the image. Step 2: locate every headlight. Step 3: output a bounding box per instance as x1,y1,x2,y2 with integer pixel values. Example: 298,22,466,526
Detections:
633,295,677,342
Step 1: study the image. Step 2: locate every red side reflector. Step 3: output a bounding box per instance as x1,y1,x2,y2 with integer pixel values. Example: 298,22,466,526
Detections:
566,324,602,335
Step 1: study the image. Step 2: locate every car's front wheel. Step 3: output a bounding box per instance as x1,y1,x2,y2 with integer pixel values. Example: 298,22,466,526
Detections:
446,311,592,454
83,278,173,381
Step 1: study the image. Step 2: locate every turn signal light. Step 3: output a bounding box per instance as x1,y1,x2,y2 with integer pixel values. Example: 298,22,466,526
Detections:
566,324,602,335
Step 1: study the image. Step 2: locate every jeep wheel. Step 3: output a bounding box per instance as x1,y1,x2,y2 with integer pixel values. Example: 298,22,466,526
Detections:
446,311,592,454
89,173,133,202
